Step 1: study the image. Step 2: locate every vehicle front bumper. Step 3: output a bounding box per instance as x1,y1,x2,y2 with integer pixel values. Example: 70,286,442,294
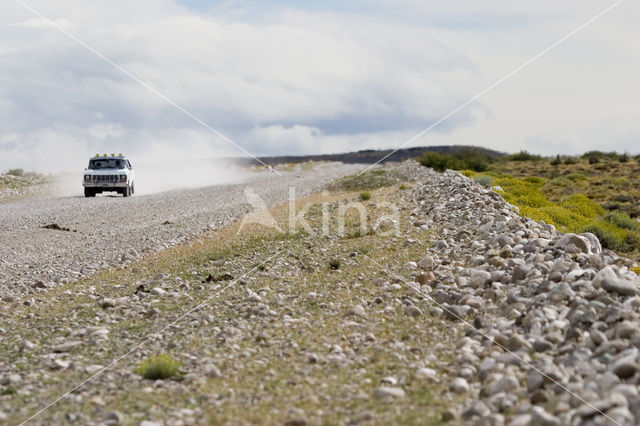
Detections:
83,182,129,188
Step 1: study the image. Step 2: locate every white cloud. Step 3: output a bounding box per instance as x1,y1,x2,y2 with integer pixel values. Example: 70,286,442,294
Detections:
1,0,639,172
10,17,74,29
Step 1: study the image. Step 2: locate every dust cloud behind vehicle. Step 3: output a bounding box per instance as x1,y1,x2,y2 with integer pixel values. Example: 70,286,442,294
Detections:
132,157,246,195
49,157,245,198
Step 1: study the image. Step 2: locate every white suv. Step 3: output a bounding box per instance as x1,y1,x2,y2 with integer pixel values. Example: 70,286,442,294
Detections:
83,154,135,197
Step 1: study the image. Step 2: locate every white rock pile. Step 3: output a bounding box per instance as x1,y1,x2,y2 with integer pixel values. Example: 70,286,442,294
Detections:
408,167,640,425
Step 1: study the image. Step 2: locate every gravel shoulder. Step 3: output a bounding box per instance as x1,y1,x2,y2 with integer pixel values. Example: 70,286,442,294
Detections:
0,163,360,299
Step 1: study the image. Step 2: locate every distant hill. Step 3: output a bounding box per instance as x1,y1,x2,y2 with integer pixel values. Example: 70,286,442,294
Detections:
236,145,504,166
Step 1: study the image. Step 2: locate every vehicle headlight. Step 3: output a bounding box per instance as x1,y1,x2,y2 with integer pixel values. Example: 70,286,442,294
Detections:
119,175,127,181
84,175,92,180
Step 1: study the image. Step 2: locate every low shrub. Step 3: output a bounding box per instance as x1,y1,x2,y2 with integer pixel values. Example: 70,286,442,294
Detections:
359,191,371,201
619,153,630,163
417,152,461,172
582,151,620,162
600,176,628,186
135,354,181,380
603,202,624,211
604,212,640,230
523,176,544,187
623,232,640,252
465,159,490,172
1,387,16,396
564,156,578,165
417,148,493,173
329,259,341,270
504,150,543,162
492,177,548,208
538,204,589,230
612,194,634,203
7,168,24,177
550,155,562,166
473,175,493,187
581,221,626,251
566,173,587,182
560,194,604,219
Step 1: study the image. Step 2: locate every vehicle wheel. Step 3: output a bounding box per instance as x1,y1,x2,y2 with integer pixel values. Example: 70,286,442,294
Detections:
131,183,135,195
123,186,130,197
84,188,94,197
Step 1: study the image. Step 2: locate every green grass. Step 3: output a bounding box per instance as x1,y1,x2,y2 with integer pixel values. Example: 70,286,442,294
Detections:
134,354,181,380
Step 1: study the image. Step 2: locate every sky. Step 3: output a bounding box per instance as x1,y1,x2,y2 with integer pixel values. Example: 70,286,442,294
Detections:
1,0,639,172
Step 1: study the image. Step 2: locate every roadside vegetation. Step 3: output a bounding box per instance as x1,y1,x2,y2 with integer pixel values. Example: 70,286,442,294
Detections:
0,169,48,191
417,149,640,260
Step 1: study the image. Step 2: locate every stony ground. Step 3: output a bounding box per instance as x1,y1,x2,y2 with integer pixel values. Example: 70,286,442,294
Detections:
0,173,50,203
0,163,360,300
2,161,640,425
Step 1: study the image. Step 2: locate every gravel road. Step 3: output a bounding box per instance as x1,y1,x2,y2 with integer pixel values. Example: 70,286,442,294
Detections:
0,162,360,299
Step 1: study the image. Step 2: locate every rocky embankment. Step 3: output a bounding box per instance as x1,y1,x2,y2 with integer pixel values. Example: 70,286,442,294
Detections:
412,168,640,425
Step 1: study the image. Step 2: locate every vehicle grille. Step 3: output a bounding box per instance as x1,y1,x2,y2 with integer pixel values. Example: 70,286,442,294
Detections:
93,175,119,182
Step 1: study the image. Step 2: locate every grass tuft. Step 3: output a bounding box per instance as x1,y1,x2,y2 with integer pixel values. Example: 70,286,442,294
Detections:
135,354,181,380
473,175,493,187
359,191,371,201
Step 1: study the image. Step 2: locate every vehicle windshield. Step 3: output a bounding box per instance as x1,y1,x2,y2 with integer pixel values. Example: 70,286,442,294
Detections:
89,159,124,170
